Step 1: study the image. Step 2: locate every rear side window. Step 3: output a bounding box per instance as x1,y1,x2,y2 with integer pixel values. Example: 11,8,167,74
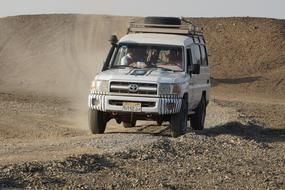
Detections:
186,49,193,66
191,45,201,65
200,45,208,66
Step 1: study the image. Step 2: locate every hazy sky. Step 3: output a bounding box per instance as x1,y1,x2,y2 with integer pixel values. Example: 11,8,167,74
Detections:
0,0,284,19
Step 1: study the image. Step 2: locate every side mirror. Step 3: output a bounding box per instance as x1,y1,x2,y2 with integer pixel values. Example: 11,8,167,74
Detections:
192,64,200,74
102,35,118,72
109,35,118,45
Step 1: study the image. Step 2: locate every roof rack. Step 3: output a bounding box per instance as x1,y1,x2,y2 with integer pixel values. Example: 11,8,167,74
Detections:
127,20,203,36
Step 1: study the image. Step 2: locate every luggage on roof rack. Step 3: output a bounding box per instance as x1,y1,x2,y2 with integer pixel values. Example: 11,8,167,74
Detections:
144,17,182,25
127,17,203,36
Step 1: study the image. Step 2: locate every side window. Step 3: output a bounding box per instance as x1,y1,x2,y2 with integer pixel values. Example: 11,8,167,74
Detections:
200,45,206,66
191,45,201,65
204,46,209,65
187,48,193,66
202,45,208,66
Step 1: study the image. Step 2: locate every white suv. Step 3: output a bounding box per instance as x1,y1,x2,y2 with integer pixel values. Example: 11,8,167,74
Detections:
88,17,210,137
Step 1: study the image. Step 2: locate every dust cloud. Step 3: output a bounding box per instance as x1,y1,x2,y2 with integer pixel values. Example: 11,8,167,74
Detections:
0,15,130,107
0,15,131,131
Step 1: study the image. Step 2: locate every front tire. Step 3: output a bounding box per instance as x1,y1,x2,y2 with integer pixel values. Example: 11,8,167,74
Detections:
89,109,107,134
190,96,206,130
170,97,188,138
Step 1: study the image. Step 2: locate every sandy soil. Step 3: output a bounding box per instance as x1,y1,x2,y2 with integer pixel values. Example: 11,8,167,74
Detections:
0,15,284,189
0,92,284,189
0,92,240,166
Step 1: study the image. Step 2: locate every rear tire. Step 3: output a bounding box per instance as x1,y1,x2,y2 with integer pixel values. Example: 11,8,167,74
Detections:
170,97,188,138
190,96,206,130
123,120,137,128
157,120,163,126
89,109,107,134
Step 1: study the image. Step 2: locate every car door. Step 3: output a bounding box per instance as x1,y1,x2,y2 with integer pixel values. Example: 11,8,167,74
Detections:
190,44,202,109
199,44,211,101
186,48,195,110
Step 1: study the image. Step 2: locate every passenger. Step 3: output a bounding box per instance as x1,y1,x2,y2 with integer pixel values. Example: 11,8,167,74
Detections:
168,50,182,68
147,50,159,66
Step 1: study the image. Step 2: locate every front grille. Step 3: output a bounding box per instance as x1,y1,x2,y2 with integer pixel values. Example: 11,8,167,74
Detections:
109,100,156,108
110,82,157,95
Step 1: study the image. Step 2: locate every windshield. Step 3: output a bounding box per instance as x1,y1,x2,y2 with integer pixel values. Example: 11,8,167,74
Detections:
111,44,184,72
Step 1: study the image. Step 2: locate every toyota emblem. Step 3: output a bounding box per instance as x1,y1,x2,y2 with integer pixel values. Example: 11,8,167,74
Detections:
128,84,139,93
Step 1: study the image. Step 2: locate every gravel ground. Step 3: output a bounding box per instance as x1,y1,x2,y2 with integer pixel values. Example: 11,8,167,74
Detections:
0,93,284,189
0,132,284,189
0,92,238,165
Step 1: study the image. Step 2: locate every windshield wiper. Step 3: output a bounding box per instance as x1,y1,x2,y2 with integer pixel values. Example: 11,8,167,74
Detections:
111,65,139,69
156,66,178,72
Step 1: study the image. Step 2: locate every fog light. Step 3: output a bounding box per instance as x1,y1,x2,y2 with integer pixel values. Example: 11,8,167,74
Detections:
166,103,176,110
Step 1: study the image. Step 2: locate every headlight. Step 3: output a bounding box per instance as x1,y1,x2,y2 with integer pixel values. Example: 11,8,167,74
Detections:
90,80,109,93
158,84,171,95
172,84,181,94
158,83,181,95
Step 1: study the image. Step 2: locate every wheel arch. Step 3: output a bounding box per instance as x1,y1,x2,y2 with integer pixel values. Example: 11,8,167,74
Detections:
183,92,189,102
202,91,206,98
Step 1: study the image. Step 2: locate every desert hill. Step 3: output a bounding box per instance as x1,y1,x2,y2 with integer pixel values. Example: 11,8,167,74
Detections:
191,17,285,99
0,15,284,100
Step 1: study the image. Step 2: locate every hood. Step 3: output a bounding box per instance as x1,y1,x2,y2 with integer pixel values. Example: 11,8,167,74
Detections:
95,68,186,83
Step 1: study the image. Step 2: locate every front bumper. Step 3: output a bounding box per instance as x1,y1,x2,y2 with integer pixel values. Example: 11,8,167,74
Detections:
88,93,182,115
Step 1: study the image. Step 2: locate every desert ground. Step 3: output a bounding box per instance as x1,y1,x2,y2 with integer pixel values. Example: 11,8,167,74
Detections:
0,15,284,189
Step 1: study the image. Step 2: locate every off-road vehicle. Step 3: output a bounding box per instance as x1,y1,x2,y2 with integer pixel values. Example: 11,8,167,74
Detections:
88,17,210,137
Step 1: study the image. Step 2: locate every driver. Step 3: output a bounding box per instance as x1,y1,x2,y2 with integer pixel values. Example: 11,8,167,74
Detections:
121,48,135,65
121,48,147,68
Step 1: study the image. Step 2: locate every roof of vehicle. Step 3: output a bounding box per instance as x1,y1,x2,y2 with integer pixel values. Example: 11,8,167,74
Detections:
119,33,194,46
